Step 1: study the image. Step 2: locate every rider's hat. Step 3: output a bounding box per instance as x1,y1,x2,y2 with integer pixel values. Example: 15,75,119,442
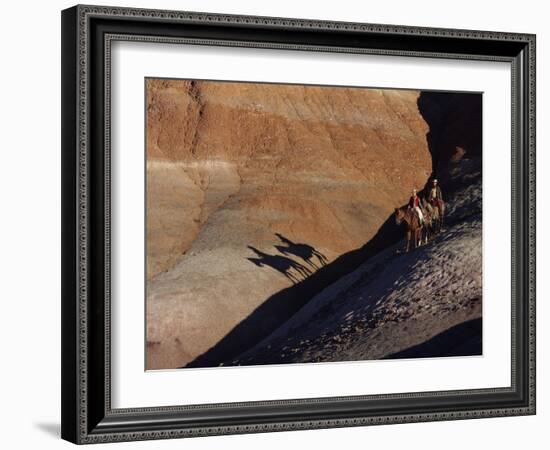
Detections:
433,178,438,183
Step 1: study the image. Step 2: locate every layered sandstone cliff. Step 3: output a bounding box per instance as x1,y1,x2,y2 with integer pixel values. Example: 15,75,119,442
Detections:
145,79,436,369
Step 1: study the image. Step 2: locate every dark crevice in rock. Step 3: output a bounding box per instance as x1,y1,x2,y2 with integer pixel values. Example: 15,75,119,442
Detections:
417,91,482,195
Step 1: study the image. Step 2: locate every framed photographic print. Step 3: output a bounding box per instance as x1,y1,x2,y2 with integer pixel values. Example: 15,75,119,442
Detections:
61,4,536,444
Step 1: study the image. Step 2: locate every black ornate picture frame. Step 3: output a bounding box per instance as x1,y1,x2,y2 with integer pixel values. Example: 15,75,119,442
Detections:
61,4,536,444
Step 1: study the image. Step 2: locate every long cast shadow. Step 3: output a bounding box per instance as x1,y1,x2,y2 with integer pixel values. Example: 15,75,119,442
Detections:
274,233,328,270
247,245,311,284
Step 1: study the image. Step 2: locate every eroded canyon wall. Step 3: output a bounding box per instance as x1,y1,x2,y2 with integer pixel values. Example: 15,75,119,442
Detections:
145,79,434,369
146,79,432,279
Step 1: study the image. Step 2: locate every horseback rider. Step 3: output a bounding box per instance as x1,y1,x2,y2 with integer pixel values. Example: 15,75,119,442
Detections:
428,178,443,208
427,178,445,232
408,188,424,225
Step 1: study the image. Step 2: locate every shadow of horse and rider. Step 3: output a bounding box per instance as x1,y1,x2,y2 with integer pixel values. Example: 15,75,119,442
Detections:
247,233,328,284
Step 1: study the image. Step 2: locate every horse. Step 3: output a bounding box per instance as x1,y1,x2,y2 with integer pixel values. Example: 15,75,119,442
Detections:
422,199,438,241
395,207,423,252
429,199,445,233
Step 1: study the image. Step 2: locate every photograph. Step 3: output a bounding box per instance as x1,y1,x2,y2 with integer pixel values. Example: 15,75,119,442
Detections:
145,78,483,371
